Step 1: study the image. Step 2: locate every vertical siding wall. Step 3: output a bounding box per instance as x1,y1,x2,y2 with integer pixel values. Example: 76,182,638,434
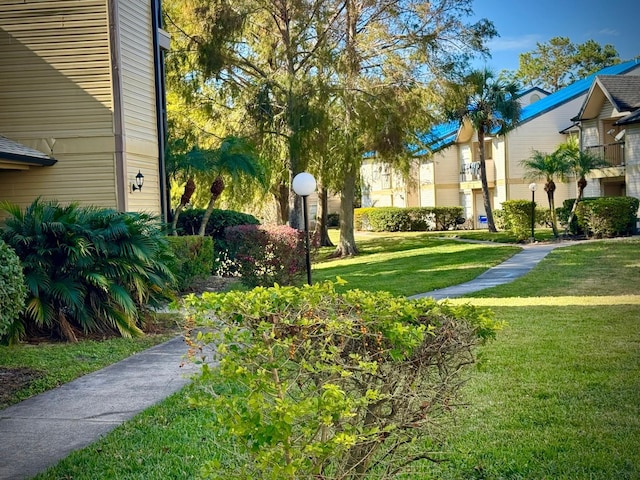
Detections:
117,0,160,214
0,0,118,209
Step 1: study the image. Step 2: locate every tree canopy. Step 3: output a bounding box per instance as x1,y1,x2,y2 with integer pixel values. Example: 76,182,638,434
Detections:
514,37,620,92
163,0,498,255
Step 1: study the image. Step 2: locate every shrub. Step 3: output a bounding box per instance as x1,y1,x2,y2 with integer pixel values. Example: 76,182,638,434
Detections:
0,239,27,345
0,199,176,342
501,200,535,242
355,207,465,232
175,208,260,237
367,207,412,231
354,207,376,231
166,236,214,291
224,224,306,287
326,212,340,228
184,281,499,479
576,196,639,238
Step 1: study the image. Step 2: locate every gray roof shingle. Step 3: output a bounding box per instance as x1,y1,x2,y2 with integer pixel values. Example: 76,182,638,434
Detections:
0,135,57,166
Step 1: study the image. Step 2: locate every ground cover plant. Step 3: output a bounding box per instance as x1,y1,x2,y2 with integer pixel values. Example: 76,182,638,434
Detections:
30,236,640,479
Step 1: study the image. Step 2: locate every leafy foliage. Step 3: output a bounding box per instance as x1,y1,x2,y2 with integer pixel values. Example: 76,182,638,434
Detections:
183,281,499,479
0,239,27,344
223,225,306,287
576,197,640,238
166,236,214,291
355,207,465,232
500,200,535,242
0,200,176,342
515,37,620,91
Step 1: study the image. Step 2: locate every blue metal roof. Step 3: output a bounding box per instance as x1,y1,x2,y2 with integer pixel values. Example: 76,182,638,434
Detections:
416,59,640,156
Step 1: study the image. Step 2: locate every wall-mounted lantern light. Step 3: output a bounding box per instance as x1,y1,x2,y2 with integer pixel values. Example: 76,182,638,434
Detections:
132,170,144,192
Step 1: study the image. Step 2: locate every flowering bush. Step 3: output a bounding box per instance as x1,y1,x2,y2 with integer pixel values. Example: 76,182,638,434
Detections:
224,224,306,287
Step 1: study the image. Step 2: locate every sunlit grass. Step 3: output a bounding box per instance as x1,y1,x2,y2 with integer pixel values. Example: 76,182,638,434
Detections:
31,236,640,479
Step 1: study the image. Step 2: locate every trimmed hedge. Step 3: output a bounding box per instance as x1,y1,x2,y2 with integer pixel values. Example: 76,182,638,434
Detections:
355,206,465,232
500,200,535,242
0,239,27,345
576,196,639,238
175,208,260,238
166,236,214,291
224,224,306,287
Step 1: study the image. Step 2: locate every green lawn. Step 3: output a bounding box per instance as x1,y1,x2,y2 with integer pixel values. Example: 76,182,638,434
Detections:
27,235,640,479
314,232,520,295
0,315,179,409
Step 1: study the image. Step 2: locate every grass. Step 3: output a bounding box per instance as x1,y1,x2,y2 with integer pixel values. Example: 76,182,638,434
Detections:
0,314,180,408
24,235,640,478
314,231,520,296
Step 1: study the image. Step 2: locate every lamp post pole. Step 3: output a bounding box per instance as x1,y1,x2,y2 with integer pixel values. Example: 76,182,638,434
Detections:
292,172,317,285
529,182,537,242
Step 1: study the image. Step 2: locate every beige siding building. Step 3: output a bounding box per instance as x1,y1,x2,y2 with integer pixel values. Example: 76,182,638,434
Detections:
0,0,169,217
361,60,640,229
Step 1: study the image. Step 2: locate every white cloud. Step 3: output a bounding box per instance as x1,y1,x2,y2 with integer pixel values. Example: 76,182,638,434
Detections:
488,34,541,52
597,28,620,37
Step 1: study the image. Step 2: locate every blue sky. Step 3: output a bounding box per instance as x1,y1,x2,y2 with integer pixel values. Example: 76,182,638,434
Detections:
470,0,640,72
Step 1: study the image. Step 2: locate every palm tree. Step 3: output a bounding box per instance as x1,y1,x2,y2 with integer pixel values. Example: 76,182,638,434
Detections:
196,136,265,236
446,69,521,232
520,149,571,237
557,138,607,234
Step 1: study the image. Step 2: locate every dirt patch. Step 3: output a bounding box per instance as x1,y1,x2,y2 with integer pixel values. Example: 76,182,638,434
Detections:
0,367,42,409
182,275,242,294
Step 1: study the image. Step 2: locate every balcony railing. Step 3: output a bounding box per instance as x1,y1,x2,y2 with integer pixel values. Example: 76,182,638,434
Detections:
585,142,625,167
460,160,495,183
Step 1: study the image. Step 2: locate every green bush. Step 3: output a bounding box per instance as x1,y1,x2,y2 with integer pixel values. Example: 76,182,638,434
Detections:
0,239,27,345
184,281,499,479
0,199,176,342
166,236,214,291
576,197,639,238
223,224,306,287
326,212,340,228
368,207,412,231
175,208,259,237
501,200,535,242
355,206,465,232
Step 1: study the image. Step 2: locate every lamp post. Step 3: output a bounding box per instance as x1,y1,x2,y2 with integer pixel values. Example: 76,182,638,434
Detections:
529,182,537,242
292,172,316,285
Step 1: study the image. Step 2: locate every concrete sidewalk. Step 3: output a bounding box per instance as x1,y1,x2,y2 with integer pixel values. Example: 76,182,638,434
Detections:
410,241,570,300
0,336,196,480
0,239,575,479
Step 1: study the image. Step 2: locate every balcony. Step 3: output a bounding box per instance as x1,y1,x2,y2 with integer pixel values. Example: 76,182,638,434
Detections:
585,142,625,167
459,160,495,186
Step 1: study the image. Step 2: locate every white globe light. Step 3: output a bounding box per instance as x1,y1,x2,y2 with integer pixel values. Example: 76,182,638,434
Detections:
292,172,317,196
528,182,537,192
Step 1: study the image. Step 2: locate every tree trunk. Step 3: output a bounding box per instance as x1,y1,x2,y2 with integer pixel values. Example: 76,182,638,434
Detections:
333,162,358,257
315,183,334,247
544,179,558,237
477,129,497,232
273,183,289,225
58,312,77,343
565,176,587,235
171,177,196,236
198,175,224,236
